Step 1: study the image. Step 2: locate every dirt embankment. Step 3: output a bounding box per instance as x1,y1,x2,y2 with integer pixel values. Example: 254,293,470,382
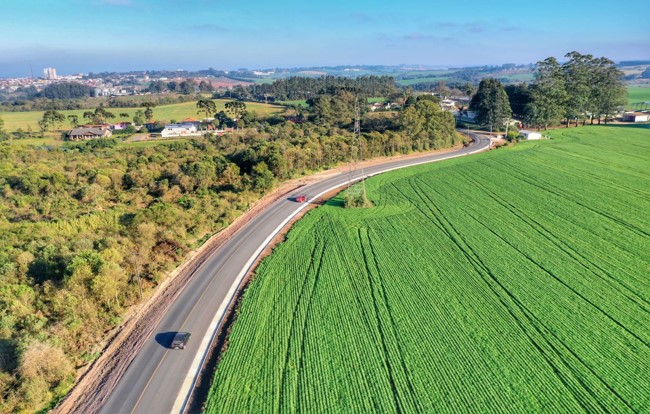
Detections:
53,143,471,414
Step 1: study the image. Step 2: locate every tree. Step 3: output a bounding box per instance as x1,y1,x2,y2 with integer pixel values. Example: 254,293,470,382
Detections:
214,110,232,128
196,99,216,120
141,102,156,122
251,161,275,191
127,222,157,299
463,82,477,99
563,51,593,126
148,80,166,93
119,112,130,120
470,78,512,133
224,101,247,128
91,262,128,311
86,105,116,124
41,82,93,99
590,57,626,124
67,115,79,128
434,80,450,97
402,86,414,107
178,79,195,95
399,98,458,150
308,90,358,127
39,110,66,133
526,57,567,130
198,80,214,93
18,341,73,409
133,110,145,125
144,107,154,122
504,84,531,119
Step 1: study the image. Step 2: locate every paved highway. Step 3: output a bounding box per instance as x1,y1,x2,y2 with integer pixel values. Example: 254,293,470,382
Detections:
99,132,491,414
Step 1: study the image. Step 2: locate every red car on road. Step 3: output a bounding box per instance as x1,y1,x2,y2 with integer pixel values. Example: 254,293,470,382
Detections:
295,195,307,203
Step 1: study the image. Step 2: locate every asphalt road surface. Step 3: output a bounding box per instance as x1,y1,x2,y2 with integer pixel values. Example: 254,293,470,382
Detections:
99,132,491,414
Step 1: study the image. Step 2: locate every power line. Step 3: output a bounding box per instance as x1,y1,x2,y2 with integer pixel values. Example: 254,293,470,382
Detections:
346,97,367,204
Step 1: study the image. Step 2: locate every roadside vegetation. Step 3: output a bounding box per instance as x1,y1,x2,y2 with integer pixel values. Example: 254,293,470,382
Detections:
205,125,649,413
0,86,459,412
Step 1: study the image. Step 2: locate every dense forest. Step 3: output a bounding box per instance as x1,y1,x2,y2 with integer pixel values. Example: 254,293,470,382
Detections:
40,83,95,100
0,94,460,412
221,75,400,101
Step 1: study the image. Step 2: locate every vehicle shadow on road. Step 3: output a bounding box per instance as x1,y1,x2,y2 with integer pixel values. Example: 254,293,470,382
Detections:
155,332,178,349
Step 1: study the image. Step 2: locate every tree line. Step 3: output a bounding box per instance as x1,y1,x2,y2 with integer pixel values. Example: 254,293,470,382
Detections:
218,75,400,102
512,52,627,129
466,52,627,132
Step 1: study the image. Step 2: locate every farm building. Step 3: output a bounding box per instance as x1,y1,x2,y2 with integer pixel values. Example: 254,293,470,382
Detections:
621,112,650,123
519,130,543,140
161,123,201,138
440,99,456,111
67,127,112,141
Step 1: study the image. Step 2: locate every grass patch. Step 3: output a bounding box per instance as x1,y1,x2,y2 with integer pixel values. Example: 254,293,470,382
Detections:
277,100,308,107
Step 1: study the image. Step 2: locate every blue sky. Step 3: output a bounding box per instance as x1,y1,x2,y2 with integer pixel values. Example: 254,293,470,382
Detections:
0,0,647,77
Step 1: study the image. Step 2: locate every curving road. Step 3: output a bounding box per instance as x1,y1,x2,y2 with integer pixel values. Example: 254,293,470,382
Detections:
99,132,491,414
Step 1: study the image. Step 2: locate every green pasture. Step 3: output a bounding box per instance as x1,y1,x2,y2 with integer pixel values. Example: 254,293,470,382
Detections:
0,99,284,132
627,85,650,108
397,76,451,86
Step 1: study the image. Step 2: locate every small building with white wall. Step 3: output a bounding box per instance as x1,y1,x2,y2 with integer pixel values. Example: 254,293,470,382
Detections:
622,112,650,123
519,130,543,140
161,123,201,138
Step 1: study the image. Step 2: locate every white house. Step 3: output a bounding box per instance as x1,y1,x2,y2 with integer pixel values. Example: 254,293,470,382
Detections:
161,123,201,138
519,130,543,140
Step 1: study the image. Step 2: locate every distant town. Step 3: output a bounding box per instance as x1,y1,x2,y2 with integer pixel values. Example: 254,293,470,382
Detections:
2,61,648,101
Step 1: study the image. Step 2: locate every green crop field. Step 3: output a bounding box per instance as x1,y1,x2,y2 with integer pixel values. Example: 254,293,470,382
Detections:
397,76,451,86
205,125,650,413
627,85,650,108
500,72,535,82
0,99,284,132
277,99,309,107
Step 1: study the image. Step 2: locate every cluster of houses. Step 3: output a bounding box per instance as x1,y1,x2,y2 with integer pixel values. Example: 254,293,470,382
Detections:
370,101,400,112
65,117,225,141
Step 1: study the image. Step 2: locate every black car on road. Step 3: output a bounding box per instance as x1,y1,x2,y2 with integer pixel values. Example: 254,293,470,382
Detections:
171,332,191,349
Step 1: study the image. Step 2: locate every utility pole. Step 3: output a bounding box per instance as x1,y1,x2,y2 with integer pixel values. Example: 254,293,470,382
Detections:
346,97,367,206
